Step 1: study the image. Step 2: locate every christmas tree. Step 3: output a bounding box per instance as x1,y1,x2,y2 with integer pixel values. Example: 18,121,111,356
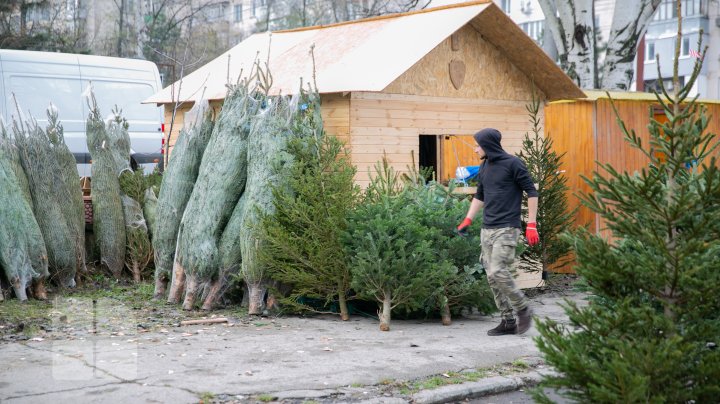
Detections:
533,8,720,402
517,91,575,275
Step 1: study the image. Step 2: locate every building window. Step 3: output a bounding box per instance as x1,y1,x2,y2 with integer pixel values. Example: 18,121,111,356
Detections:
252,0,267,17
644,76,685,93
653,0,706,20
28,4,51,22
520,20,544,42
681,37,690,56
646,42,656,62
501,0,511,13
204,3,225,21
234,4,243,22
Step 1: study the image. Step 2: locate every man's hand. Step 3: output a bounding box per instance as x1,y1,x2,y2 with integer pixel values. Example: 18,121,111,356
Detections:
456,217,472,236
526,222,539,246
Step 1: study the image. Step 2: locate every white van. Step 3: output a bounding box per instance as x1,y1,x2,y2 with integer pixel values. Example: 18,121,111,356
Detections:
0,49,164,177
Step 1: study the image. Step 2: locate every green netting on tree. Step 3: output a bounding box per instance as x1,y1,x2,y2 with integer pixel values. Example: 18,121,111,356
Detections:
153,100,214,292
46,106,86,277
143,187,158,239
13,114,77,287
87,95,126,278
0,136,48,300
108,108,132,175
232,93,296,314
120,193,151,282
112,112,152,282
0,123,32,204
175,85,258,282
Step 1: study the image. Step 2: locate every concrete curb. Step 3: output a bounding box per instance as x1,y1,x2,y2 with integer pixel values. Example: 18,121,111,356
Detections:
264,368,555,404
410,370,549,404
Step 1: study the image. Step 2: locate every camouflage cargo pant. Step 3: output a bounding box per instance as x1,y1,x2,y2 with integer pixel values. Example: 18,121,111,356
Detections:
480,227,529,321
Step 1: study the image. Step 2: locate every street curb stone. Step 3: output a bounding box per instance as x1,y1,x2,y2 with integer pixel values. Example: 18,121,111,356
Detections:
409,370,552,404
272,389,340,400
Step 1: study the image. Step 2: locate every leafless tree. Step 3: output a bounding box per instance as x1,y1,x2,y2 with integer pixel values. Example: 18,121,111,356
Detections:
0,0,87,51
538,0,661,90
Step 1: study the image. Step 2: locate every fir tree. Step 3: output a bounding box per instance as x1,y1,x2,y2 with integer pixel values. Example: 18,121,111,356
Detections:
533,7,720,402
258,93,359,320
403,177,495,325
517,91,575,275
345,158,453,331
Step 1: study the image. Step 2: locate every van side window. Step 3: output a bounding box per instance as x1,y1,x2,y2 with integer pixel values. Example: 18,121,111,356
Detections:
8,76,83,121
88,81,157,121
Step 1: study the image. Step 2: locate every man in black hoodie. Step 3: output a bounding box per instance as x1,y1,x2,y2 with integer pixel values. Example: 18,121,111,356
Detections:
457,128,539,335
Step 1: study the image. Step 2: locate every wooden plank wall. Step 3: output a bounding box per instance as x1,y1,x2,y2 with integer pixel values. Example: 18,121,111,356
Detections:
320,93,350,144
545,98,720,243
544,100,597,234
349,92,532,187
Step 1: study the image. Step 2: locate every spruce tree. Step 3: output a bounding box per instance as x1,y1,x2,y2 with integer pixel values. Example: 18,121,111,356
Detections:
517,91,575,275
345,159,453,331
258,95,358,319
533,9,720,402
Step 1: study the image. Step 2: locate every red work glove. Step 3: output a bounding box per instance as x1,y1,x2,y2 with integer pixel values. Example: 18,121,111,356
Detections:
526,222,539,246
456,217,472,236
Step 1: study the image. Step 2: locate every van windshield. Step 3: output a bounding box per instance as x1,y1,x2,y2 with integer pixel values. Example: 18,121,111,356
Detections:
87,81,159,122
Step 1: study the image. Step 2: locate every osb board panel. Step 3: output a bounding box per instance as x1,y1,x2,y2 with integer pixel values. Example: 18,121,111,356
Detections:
468,5,584,100
382,24,539,102
544,101,596,234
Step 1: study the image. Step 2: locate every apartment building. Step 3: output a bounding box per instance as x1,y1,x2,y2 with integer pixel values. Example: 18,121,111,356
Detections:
642,0,720,98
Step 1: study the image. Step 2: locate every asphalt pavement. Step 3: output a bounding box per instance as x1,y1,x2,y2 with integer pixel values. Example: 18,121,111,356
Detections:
0,291,585,403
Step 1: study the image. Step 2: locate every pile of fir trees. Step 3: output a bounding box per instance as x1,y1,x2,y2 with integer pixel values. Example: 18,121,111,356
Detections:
155,65,311,312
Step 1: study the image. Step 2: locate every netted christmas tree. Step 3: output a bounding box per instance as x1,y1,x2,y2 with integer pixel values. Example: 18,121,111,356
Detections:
119,169,153,283
86,95,126,278
236,91,298,314
221,71,295,315
143,187,158,239
0,125,49,300
104,109,153,283
171,82,258,308
46,106,87,280
13,105,82,287
533,20,720,403
517,92,575,276
0,119,32,202
257,89,358,319
152,100,214,299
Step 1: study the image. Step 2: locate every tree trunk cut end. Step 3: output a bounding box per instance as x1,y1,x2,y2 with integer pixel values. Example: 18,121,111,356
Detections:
167,261,186,304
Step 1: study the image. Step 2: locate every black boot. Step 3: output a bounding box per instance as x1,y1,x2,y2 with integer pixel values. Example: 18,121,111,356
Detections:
516,306,533,335
487,319,517,336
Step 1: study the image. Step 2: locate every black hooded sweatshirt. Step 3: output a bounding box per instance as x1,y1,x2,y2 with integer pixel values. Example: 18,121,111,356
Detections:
473,128,538,229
